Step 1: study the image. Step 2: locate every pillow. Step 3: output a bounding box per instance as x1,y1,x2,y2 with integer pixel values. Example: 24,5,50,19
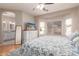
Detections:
69,32,79,41
72,36,79,54
73,37,79,42
73,36,79,47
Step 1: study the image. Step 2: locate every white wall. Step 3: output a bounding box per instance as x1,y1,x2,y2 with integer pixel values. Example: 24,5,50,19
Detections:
72,8,79,32
0,12,3,43
35,6,79,36
12,10,35,30
22,12,35,30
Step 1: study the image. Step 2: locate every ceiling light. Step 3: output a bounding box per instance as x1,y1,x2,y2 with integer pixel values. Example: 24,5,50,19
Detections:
36,4,45,10
40,4,44,10
36,4,41,9
33,3,52,11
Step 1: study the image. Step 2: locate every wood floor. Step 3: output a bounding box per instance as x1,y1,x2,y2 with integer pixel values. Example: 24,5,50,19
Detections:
0,44,21,56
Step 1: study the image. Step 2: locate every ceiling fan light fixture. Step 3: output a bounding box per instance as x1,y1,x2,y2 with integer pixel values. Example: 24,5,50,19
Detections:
40,4,44,10
33,3,51,11
36,4,41,9
36,4,45,10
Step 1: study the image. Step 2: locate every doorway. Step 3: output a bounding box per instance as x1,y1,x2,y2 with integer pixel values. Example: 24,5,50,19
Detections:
1,11,16,45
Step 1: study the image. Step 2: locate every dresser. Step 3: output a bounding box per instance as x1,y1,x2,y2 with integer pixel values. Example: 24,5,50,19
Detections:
23,30,38,42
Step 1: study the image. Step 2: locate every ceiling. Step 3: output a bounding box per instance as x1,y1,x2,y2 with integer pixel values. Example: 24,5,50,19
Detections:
0,3,79,16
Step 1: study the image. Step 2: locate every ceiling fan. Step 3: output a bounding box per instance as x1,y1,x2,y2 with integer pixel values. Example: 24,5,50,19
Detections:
33,3,54,12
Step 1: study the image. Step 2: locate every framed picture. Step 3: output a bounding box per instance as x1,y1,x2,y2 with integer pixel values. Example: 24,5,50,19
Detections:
15,25,22,44
24,23,36,30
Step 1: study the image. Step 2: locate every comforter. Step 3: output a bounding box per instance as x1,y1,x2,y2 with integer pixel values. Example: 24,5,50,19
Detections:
8,35,78,56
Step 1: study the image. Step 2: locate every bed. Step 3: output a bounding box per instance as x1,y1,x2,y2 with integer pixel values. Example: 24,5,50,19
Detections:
8,33,79,56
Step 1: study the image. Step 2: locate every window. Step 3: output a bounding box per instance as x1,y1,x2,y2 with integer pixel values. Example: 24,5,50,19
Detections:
2,11,15,31
9,21,15,31
65,18,72,36
2,21,7,31
39,22,46,35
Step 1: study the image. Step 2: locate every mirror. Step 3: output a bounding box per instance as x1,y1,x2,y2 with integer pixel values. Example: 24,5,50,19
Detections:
15,25,22,44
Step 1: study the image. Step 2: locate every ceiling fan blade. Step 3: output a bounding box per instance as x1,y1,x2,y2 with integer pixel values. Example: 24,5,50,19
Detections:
44,3,54,5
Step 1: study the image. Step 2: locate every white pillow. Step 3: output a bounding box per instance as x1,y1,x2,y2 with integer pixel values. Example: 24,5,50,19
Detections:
73,37,79,42
73,36,79,47
69,32,79,41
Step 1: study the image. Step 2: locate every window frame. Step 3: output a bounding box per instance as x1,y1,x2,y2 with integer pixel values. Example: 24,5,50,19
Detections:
65,18,72,36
